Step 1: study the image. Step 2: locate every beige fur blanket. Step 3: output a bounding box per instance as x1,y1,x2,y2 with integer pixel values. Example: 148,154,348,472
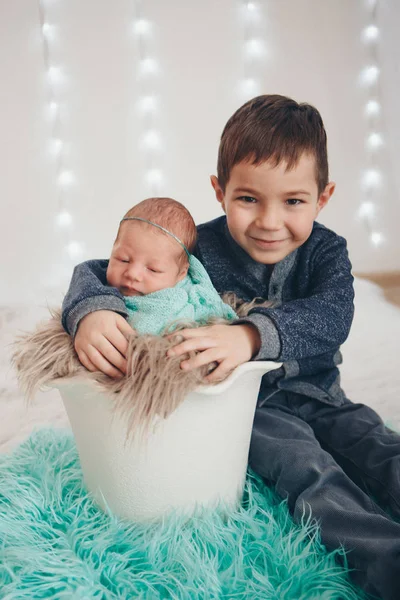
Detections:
12,296,266,438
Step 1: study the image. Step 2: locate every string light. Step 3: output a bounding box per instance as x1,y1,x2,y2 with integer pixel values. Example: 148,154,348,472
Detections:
67,241,84,259
38,0,82,267
137,95,157,113
371,232,384,246
146,169,163,186
48,100,58,116
133,0,165,195
365,99,381,116
47,66,63,85
245,39,265,58
142,130,162,150
362,24,379,42
363,169,381,189
358,201,376,219
239,1,266,100
133,19,151,35
241,78,259,96
57,170,76,187
56,210,73,227
360,64,380,85
366,132,383,150
42,23,52,37
48,138,63,156
139,57,158,75
357,0,385,248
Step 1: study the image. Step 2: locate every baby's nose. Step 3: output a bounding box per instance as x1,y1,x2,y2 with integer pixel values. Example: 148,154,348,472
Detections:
126,264,143,281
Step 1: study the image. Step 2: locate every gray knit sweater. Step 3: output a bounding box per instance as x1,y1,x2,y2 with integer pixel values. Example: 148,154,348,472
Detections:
62,216,354,405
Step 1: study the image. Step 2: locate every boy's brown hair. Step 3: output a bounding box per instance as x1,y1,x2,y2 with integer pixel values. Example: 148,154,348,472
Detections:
217,94,329,195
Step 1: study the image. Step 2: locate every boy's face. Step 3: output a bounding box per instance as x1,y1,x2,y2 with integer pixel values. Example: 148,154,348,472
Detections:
107,222,188,296
211,154,335,264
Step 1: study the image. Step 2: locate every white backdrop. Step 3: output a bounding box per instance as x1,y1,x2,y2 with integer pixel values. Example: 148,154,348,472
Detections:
0,0,399,305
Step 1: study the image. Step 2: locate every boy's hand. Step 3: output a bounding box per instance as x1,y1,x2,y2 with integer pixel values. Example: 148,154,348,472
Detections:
74,310,135,379
167,323,261,383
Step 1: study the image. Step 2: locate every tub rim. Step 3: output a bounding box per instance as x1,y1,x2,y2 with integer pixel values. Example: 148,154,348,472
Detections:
48,360,282,397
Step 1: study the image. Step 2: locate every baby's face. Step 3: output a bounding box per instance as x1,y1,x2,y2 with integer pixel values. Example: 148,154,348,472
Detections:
107,222,188,296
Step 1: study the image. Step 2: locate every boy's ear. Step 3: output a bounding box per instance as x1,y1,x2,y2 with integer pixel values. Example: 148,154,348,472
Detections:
210,175,225,209
316,181,335,215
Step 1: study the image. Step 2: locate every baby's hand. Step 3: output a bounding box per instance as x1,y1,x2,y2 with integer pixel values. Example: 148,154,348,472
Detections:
167,323,261,383
74,310,135,379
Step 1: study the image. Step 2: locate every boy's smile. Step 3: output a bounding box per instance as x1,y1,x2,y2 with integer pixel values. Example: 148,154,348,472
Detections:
212,154,334,264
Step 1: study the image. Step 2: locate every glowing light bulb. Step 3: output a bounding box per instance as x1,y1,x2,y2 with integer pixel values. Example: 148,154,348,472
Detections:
143,130,161,150
146,169,163,185
366,132,383,150
67,241,83,259
358,202,376,219
240,78,259,96
47,101,59,119
365,100,380,116
137,95,157,113
47,66,62,84
58,171,75,186
371,232,384,246
363,169,381,189
244,0,258,19
363,25,379,42
133,19,151,35
49,138,63,155
245,39,264,58
139,58,158,75
56,211,72,227
361,65,379,85
42,23,57,42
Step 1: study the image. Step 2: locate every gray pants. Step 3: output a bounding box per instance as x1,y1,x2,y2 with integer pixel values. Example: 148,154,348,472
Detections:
249,392,400,600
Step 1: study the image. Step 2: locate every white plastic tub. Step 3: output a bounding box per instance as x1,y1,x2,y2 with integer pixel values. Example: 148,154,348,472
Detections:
51,360,281,522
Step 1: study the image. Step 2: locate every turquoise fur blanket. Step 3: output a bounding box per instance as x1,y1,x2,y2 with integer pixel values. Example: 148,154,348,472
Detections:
0,429,366,599
124,255,237,335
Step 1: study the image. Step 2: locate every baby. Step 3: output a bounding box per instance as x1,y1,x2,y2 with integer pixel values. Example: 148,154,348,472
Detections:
106,197,236,336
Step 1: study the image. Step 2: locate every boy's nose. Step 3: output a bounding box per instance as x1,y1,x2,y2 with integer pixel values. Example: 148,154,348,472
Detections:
255,208,282,231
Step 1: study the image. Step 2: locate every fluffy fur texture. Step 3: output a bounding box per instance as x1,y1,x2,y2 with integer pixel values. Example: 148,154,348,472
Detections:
12,308,81,398
12,296,268,439
12,310,208,439
0,428,366,599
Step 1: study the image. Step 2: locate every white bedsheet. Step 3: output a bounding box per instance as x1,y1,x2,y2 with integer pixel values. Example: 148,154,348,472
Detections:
1,277,399,454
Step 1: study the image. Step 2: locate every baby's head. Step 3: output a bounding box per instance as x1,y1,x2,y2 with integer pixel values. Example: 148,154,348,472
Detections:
107,197,197,296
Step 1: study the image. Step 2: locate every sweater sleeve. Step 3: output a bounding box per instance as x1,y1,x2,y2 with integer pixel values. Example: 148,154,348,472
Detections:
61,259,128,337
235,234,354,362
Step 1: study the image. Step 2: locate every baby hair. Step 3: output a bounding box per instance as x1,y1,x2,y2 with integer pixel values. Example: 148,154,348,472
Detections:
118,197,197,265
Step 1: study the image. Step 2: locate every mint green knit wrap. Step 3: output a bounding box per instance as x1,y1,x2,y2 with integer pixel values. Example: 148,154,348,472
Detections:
124,255,236,336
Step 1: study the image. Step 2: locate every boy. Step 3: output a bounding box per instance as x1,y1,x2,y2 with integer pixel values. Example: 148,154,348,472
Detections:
62,95,400,599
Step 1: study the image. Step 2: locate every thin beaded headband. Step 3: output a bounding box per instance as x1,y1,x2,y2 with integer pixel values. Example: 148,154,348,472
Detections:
120,217,190,258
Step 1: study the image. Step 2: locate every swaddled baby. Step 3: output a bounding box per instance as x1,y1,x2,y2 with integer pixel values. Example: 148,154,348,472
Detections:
12,198,238,435
106,197,236,335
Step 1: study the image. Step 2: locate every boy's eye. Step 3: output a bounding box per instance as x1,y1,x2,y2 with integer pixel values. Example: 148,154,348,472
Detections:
286,198,303,206
238,196,257,203
119,258,130,263
147,267,161,273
